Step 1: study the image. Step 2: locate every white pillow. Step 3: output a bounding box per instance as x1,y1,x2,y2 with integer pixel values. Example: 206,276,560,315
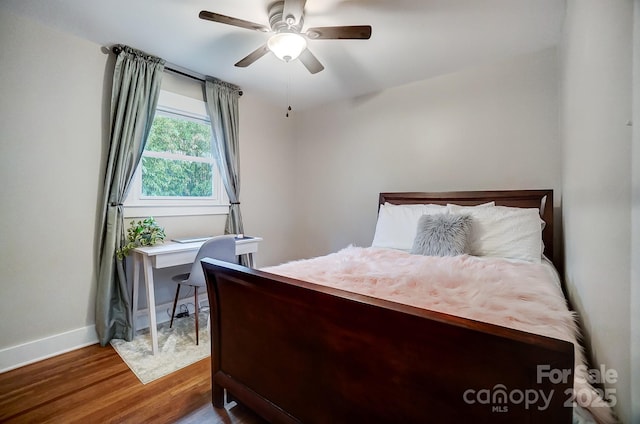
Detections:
446,201,495,208
447,204,543,263
372,203,446,251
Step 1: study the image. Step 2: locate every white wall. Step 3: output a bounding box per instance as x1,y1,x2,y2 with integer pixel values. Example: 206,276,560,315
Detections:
0,11,106,353
633,1,640,420
238,93,298,267
559,1,634,422
293,48,561,260
0,10,295,368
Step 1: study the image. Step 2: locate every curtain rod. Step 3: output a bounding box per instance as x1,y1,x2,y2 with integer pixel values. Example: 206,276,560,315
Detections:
110,45,243,96
165,67,243,97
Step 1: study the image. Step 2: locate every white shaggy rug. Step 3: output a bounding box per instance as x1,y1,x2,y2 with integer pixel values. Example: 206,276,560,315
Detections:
110,313,210,384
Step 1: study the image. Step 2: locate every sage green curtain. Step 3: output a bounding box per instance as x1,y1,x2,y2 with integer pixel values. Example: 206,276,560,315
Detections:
96,46,164,345
204,78,253,267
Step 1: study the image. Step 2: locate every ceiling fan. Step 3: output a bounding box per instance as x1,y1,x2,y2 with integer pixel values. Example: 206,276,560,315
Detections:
199,0,372,74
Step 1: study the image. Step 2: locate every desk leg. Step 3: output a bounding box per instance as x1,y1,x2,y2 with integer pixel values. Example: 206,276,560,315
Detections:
142,256,159,355
132,254,140,336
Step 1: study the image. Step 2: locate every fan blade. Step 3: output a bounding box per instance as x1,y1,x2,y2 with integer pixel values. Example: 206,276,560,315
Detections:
199,10,269,32
235,44,270,68
299,48,324,74
306,25,372,40
283,0,306,26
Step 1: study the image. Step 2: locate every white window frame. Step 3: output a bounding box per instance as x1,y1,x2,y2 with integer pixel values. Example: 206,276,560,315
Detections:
123,90,229,218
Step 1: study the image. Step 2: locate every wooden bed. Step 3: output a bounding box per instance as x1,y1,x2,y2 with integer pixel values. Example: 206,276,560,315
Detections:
202,189,573,423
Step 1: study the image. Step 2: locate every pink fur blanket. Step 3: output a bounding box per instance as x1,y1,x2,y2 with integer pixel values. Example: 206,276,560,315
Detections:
263,246,614,423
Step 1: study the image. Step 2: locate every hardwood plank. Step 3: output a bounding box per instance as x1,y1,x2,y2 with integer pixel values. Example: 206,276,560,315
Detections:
0,345,128,420
0,344,264,424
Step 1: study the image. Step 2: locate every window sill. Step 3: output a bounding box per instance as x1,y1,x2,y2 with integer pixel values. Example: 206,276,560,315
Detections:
123,204,229,218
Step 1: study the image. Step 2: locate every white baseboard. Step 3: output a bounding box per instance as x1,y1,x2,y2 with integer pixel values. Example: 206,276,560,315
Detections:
0,325,99,373
0,297,206,374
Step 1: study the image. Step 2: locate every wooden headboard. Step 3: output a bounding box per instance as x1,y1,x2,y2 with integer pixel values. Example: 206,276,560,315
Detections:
379,190,554,265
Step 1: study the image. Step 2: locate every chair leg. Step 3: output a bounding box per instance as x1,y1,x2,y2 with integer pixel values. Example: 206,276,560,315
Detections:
170,284,181,328
194,288,199,345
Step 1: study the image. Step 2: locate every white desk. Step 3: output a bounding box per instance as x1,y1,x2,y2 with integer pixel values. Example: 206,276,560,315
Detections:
132,236,262,355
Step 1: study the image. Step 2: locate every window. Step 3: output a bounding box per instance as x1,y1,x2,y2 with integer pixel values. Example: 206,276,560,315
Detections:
124,91,228,217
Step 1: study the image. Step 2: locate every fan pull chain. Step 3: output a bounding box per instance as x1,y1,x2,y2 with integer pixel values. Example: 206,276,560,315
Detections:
286,68,292,117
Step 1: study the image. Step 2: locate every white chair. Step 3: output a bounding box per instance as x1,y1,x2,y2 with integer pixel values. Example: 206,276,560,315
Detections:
170,235,237,345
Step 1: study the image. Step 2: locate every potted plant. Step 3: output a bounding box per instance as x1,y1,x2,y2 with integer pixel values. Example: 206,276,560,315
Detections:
116,217,166,260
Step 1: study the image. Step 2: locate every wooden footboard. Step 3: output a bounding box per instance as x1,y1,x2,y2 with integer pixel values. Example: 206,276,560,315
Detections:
203,259,574,424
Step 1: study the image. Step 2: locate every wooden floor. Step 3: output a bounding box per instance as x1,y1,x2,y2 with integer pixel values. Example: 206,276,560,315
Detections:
0,344,266,424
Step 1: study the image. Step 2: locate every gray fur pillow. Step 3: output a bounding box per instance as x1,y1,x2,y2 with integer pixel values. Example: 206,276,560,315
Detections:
411,213,472,256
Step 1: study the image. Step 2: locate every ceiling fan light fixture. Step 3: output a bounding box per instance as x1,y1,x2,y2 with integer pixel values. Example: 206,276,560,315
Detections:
267,32,307,62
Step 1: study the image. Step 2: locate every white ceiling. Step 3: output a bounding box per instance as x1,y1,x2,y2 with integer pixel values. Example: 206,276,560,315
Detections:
1,0,566,110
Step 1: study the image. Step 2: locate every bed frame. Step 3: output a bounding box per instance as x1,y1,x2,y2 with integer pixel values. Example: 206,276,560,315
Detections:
203,189,573,423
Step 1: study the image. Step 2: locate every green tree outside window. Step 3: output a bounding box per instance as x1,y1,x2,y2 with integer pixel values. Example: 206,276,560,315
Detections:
141,114,214,198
